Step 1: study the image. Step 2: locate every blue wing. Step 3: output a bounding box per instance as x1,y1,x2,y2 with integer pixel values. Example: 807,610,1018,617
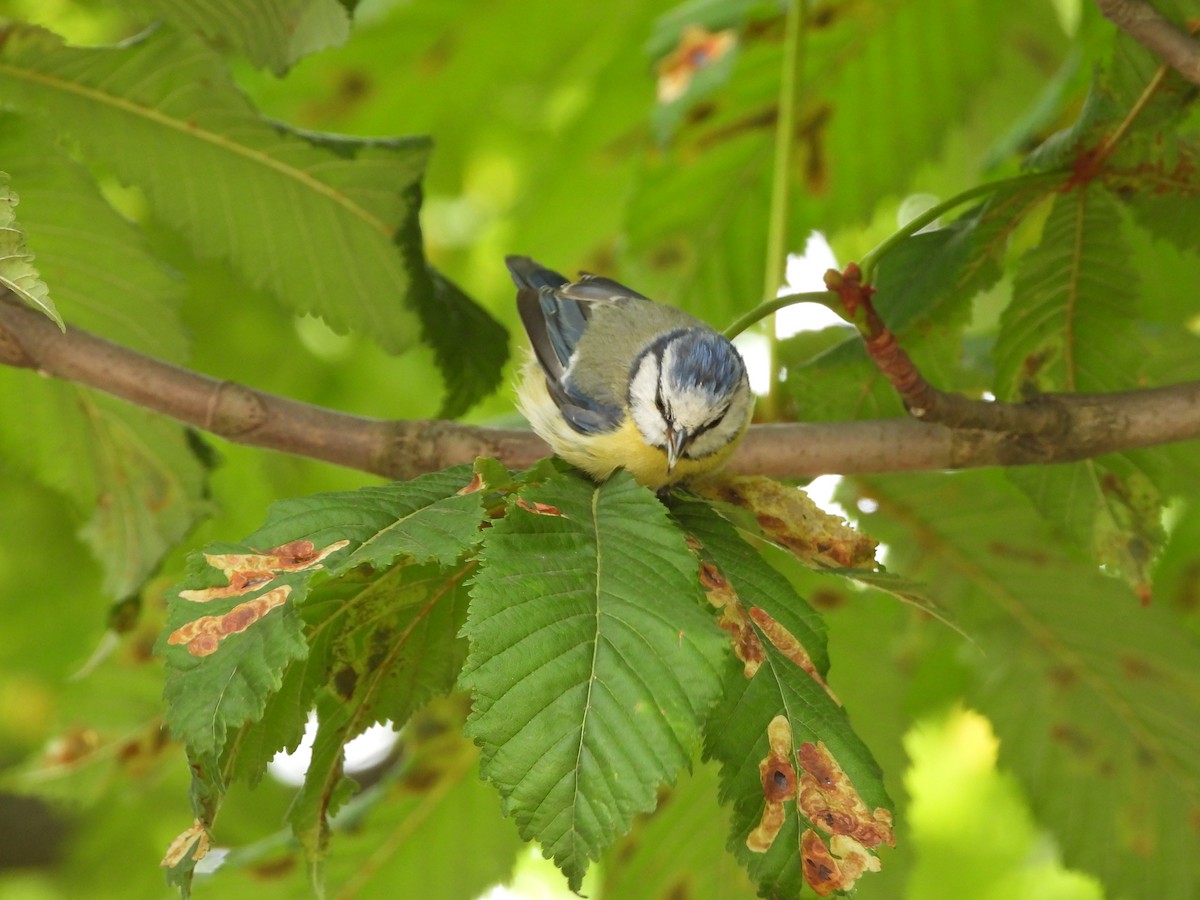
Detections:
506,256,628,433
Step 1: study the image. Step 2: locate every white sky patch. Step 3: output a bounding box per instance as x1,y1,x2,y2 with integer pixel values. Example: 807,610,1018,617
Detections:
803,473,850,520
268,714,401,786
733,330,772,395
775,232,844,339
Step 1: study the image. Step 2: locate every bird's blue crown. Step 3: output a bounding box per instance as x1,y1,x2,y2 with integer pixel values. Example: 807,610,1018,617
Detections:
665,329,745,398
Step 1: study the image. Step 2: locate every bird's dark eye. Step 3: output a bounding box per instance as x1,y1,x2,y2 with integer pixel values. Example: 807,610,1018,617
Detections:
691,404,730,439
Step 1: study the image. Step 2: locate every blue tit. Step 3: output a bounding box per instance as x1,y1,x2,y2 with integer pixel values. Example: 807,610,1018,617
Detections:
507,256,755,490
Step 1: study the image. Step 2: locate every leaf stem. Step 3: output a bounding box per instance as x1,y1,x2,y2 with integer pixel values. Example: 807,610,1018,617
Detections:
1094,61,1171,161
758,0,807,419
723,290,839,339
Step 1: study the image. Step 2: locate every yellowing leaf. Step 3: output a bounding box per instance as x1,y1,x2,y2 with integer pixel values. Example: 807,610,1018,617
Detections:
696,474,878,569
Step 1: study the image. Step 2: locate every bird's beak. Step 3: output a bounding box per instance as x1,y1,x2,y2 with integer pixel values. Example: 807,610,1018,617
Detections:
665,427,689,473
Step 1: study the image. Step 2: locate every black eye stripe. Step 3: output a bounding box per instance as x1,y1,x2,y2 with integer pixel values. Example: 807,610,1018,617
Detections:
690,405,730,440
654,365,671,420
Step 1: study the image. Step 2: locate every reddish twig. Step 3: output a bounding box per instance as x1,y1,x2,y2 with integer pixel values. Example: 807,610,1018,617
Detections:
823,264,1072,437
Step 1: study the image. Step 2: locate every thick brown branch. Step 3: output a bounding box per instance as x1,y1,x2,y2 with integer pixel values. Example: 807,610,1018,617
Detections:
825,263,1096,437
1095,0,1200,86
1,296,1199,480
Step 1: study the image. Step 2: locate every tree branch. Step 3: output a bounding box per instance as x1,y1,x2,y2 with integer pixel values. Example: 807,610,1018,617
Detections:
2,295,1199,481
1095,0,1200,86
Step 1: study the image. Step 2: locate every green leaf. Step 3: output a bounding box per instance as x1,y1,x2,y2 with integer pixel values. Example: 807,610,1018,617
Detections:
408,250,510,419
0,113,187,356
858,471,1200,900
288,561,473,861
1025,78,1118,173
671,498,892,899
460,470,728,890
672,495,830,673
162,465,486,762
1122,161,1200,254
603,762,758,900
781,323,968,421
0,24,505,412
1154,499,1200,624
0,382,211,597
0,171,62,330
239,465,486,573
871,179,1057,332
1006,457,1165,602
996,185,1163,592
125,0,351,75
996,185,1139,395
1103,30,1197,147
162,571,312,760
0,116,204,597
223,592,343,788
321,725,521,899
625,0,1049,320
77,398,214,598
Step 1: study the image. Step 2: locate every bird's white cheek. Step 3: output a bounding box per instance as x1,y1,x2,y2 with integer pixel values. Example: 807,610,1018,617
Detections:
687,386,753,459
628,355,668,448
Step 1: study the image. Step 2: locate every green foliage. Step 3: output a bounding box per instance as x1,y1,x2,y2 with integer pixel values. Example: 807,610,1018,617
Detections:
462,471,727,889
0,171,61,330
0,19,504,420
675,497,890,898
857,471,1200,900
3,1,1200,899
124,0,351,75
152,460,888,897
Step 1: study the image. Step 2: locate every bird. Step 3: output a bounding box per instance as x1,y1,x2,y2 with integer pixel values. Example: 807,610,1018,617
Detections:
507,256,755,490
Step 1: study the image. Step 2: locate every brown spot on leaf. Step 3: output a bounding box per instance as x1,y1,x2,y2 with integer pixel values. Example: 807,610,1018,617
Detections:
43,727,101,767
748,716,797,853
457,471,486,495
796,105,832,195
808,588,845,611
235,539,347,572
516,497,565,517
698,559,765,677
334,666,358,700
698,560,727,592
182,539,348,602
1121,654,1154,680
797,741,894,849
748,607,839,704
764,758,797,802
801,829,883,896
1047,665,1078,689
1128,830,1155,858
989,542,1050,566
656,25,736,103
167,585,291,657
248,855,297,880
747,797,787,854
801,828,840,896
1049,723,1093,757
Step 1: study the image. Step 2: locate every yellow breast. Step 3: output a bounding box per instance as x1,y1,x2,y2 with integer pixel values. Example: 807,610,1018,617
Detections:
516,357,742,490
